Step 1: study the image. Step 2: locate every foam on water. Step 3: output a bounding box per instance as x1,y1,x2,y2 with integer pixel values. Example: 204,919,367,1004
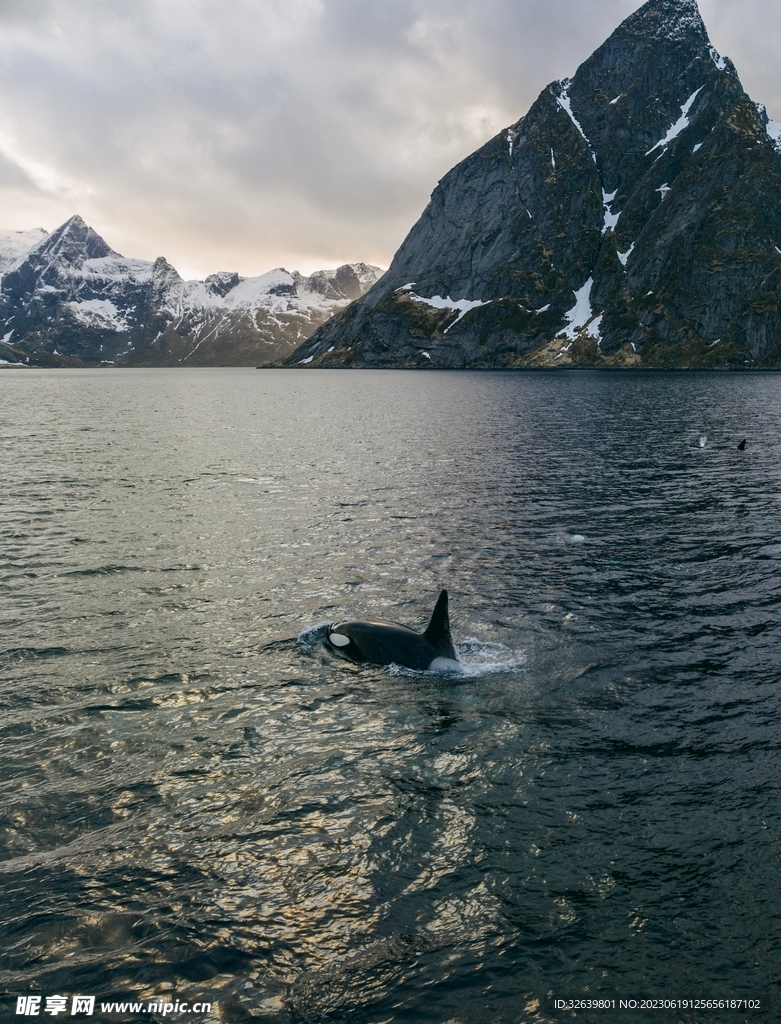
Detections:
453,638,528,676
381,639,526,678
296,620,331,654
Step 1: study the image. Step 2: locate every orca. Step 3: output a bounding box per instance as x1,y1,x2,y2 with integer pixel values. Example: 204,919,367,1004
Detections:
325,589,459,671
738,438,747,450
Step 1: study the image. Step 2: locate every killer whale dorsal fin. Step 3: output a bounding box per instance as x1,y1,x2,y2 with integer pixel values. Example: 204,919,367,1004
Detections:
423,589,457,660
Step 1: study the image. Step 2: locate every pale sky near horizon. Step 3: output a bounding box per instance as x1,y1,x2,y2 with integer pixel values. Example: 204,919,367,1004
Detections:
0,0,778,280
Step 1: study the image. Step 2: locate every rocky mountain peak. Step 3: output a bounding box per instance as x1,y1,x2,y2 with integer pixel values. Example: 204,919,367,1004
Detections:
572,0,715,91
0,216,382,367
39,214,117,268
151,255,183,284
291,0,781,370
623,0,707,43
305,264,378,301
1,214,117,300
566,0,733,177
205,271,240,297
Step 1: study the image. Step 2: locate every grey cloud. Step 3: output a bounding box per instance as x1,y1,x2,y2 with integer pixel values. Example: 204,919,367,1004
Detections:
0,0,56,24
0,150,36,188
0,0,777,277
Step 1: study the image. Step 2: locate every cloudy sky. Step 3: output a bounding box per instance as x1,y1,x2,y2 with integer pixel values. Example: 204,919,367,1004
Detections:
0,0,778,279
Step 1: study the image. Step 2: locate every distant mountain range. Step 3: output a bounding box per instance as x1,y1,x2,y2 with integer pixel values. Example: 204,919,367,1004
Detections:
292,0,781,369
0,216,381,367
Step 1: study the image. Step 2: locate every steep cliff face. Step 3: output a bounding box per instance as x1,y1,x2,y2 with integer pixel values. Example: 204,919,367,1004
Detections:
292,0,781,369
0,216,381,367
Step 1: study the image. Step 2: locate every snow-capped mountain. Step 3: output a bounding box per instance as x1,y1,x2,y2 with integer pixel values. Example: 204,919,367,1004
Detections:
292,0,781,369
0,229,49,277
0,216,382,366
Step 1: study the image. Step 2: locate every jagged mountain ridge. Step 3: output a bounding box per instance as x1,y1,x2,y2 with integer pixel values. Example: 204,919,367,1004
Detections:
0,216,381,367
292,0,781,369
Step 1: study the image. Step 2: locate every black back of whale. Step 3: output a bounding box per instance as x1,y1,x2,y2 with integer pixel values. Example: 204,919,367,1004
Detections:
326,590,457,670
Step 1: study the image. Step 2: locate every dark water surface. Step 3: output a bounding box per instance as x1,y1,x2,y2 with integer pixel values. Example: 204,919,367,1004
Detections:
1,368,779,1023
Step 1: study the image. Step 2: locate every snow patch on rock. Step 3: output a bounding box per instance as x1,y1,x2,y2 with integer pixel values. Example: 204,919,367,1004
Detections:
647,86,704,155
554,80,597,164
68,298,131,332
590,313,604,345
407,292,490,332
0,227,48,276
754,105,781,154
709,46,727,71
560,279,596,340
602,189,620,234
766,119,781,154
81,255,155,285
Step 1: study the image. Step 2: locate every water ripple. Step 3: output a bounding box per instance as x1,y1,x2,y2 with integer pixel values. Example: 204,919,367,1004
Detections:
0,368,779,1020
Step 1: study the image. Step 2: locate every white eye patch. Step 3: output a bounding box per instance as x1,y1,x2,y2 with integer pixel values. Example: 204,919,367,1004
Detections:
329,633,351,647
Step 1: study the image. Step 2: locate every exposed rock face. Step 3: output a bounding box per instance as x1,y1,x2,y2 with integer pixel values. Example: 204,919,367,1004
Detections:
0,216,381,367
292,0,781,369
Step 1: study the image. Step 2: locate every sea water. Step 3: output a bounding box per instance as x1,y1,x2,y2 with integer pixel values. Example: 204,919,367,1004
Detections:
1,368,779,1022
